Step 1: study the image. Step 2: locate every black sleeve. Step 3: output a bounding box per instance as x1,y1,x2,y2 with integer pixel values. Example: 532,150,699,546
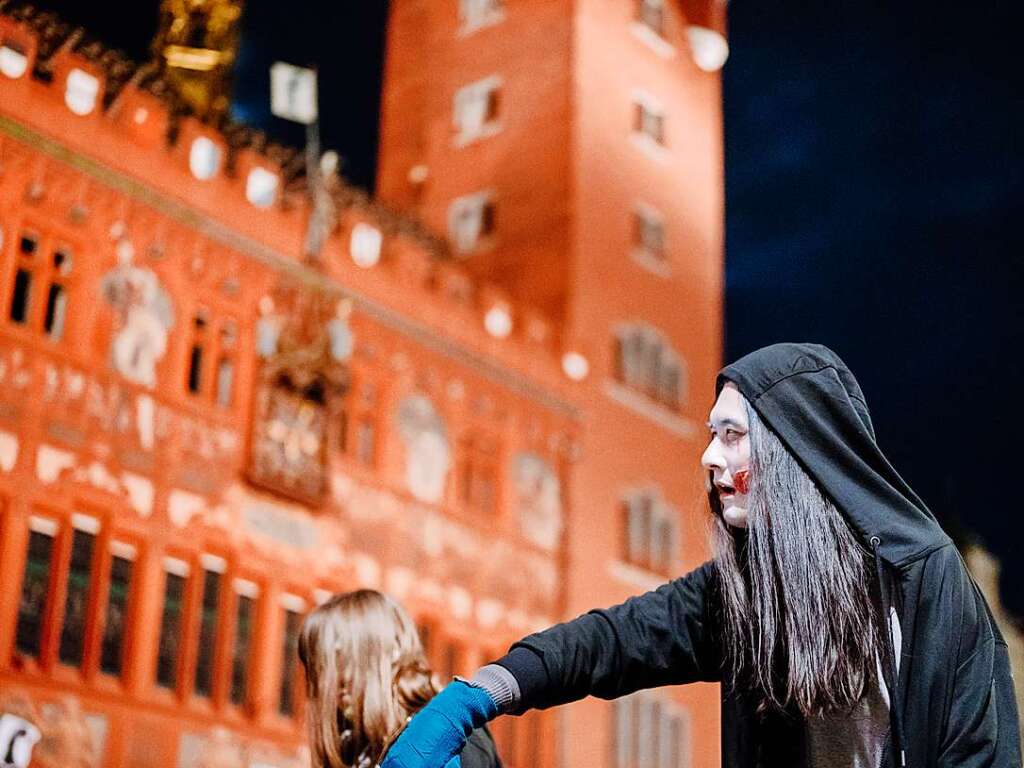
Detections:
935,550,1022,767
495,561,722,712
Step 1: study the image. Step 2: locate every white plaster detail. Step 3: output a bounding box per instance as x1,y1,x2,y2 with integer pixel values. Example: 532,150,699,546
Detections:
189,136,222,180
233,578,260,598
0,429,19,472
687,25,729,72
121,472,155,517
163,556,190,577
136,394,155,450
110,541,137,560
35,444,76,483
422,513,445,556
200,553,227,573
350,222,383,268
484,304,513,339
65,68,99,115
0,45,29,79
168,488,206,528
85,460,121,494
28,516,58,536
280,593,307,613
476,599,504,629
416,578,444,605
71,512,100,534
353,553,382,588
447,585,473,621
246,166,279,208
314,588,333,605
386,566,416,600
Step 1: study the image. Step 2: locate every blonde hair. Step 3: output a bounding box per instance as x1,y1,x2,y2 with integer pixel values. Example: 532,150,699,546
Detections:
298,590,438,768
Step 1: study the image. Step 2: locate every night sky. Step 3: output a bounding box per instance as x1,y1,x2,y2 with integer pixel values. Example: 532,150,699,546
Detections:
26,1,1023,614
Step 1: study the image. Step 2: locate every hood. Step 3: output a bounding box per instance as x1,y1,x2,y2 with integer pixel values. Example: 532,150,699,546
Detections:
718,342,949,567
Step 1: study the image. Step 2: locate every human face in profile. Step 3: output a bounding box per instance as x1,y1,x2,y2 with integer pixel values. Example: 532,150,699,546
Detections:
700,383,751,528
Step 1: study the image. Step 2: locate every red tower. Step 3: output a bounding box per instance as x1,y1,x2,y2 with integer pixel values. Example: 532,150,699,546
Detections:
378,2,726,768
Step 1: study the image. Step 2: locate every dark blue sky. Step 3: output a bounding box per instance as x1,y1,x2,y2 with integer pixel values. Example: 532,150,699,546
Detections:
31,0,1023,614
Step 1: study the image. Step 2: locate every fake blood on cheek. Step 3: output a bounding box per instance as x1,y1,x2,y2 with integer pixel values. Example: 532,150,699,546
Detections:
733,469,750,495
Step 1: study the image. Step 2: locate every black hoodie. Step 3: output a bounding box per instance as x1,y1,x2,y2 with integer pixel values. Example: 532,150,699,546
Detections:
495,343,1021,767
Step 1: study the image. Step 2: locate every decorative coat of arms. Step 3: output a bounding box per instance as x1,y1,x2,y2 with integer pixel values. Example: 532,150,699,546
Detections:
512,452,563,551
396,395,451,504
100,241,174,389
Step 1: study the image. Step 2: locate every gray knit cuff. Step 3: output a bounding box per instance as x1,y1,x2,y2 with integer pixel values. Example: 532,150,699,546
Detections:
462,664,521,713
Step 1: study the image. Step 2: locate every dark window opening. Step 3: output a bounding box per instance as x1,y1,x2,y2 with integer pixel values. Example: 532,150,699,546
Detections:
194,569,221,697
16,529,54,658
19,234,37,256
278,608,302,715
187,345,204,394
231,593,255,706
100,555,133,675
156,571,186,689
9,268,32,324
53,248,73,274
59,527,96,667
44,283,67,339
481,201,496,236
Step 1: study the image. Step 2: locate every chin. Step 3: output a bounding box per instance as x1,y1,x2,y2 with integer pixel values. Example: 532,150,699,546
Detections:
722,507,748,529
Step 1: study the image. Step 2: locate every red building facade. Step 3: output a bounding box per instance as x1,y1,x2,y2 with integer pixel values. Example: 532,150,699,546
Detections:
0,1,726,767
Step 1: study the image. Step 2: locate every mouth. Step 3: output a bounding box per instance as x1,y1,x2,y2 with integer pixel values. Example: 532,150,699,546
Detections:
715,482,736,498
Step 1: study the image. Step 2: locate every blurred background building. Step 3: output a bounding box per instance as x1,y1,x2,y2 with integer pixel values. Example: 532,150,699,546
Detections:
0,0,728,766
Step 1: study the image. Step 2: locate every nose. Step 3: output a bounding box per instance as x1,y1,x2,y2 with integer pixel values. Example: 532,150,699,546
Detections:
701,438,725,473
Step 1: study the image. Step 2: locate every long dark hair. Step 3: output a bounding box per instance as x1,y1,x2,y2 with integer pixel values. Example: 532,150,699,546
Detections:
709,395,881,717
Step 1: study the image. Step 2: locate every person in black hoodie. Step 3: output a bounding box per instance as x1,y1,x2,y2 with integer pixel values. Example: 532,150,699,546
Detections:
380,344,1021,768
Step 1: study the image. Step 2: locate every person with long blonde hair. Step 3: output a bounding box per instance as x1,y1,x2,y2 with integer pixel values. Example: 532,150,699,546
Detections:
298,589,502,768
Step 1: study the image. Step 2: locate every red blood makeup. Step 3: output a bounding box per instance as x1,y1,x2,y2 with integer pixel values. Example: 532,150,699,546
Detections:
733,469,750,495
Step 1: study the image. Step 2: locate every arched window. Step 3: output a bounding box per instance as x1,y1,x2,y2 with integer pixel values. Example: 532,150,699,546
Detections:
614,324,686,408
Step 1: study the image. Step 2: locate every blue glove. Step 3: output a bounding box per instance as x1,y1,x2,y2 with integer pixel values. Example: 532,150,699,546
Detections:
381,681,498,768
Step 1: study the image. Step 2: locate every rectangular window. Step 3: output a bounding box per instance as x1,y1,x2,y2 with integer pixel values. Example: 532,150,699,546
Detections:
59,522,97,667
16,521,56,658
279,606,302,715
454,77,502,143
634,101,665,145
44,283,67,340
637,0,665,36
460,0,504,33
187,345,204,394
156,560,188,689
9,268,32,324
194,567,222,697
100,548,134,676
634,209,665,260
216,357,234,407
356,419,376,466
449,192,496,254
230,582,257,706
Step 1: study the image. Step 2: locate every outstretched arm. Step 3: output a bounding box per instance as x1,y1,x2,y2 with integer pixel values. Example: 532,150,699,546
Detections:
382,561,721,768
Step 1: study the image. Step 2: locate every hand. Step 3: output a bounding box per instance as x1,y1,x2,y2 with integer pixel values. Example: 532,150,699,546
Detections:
381,682,498,768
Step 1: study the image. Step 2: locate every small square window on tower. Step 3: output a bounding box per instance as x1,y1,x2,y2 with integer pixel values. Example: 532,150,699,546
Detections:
633,97,665,145
637,0,665,37
460,0,505,34
454,76,502,145
449,191,496,255
633,205,666,262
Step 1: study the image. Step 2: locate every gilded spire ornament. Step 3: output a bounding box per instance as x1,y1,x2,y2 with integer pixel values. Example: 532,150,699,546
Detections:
151,0,244,120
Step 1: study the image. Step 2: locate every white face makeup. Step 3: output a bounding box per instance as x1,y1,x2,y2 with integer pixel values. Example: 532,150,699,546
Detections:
700,383,751,528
